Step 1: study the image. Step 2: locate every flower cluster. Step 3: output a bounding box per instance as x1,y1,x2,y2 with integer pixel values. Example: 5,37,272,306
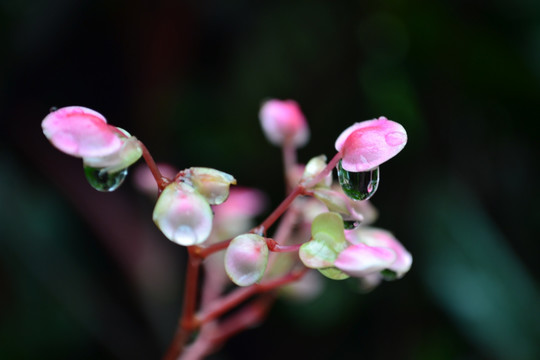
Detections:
41,99,410,358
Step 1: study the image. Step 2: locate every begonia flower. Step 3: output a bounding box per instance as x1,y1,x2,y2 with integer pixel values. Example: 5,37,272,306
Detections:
259,99,309,147
334,227,411,281
335,116,407,172
344,227,412,278
225,234,269,286
152,182,213,246
42,106,143,173
334,243,397,278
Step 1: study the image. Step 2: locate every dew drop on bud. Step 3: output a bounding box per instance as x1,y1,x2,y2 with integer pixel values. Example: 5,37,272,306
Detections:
83,165,127,192
343,220,360,230
380,269,398,281
337,160,379,201
49,106,58,113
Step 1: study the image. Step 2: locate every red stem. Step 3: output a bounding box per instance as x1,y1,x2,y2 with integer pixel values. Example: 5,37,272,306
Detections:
138,140,171,191
259,185,304,232
163,248,202,360
282,138,296,193
197,268,308,325
266,238,302,253
197,239,232,259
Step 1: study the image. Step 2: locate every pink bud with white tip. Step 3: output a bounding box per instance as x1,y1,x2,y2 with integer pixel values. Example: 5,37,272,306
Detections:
335,117,407,172
259,99,309,147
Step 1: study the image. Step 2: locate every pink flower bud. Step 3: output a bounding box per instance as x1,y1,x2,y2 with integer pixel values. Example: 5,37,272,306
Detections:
152,182,213,246
335,117,407,172
42,106,143,174
347,227,412,278
42,106,123,158
259,99,309,147
83,134,142,173
334,243,397,278
225,234,269,286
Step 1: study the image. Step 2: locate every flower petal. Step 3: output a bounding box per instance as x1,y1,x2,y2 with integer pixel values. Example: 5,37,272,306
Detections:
42,106,123,158
334,243,397,278
347,227,412,278
259,99,309,147
83,133,143,173
335,117,407,172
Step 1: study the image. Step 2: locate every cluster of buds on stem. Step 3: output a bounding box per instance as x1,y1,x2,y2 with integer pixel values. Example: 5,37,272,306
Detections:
42,100,410,358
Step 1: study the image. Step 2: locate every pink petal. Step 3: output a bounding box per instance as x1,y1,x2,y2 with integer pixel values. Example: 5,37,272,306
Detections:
42,106,123,158
259,99,309,147
335,117,407,172
334,243,396,278
346,227,412,278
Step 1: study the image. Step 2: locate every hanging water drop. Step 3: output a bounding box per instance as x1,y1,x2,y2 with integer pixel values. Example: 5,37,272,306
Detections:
337,160,379,201
83,165,127,192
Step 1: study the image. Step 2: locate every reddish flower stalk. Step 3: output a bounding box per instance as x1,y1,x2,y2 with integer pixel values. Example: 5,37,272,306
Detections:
196,239,232,259
266,238,302,253
197,267,308,325
138,140,171,191
210,294,275,345
258,185,305,233
163,249,202,360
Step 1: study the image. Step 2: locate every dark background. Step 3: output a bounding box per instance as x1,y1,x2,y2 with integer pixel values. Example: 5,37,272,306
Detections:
1,1,539,359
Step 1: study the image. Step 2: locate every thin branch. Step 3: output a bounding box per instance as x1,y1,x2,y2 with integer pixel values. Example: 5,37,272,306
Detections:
266,238,302,253
138,140,171,191
258,185,304,233
197,267,308,325
163,249,202,360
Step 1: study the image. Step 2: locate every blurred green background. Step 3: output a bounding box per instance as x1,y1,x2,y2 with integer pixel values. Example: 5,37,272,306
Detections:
1,0,539,359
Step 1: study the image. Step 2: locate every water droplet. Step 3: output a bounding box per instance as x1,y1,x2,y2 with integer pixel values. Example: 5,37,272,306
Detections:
337,160,379,201
49,106,58,113
83,165,127,192
343,219,360,230
380,269,397,281
385,131,406,146
173,225,197,246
